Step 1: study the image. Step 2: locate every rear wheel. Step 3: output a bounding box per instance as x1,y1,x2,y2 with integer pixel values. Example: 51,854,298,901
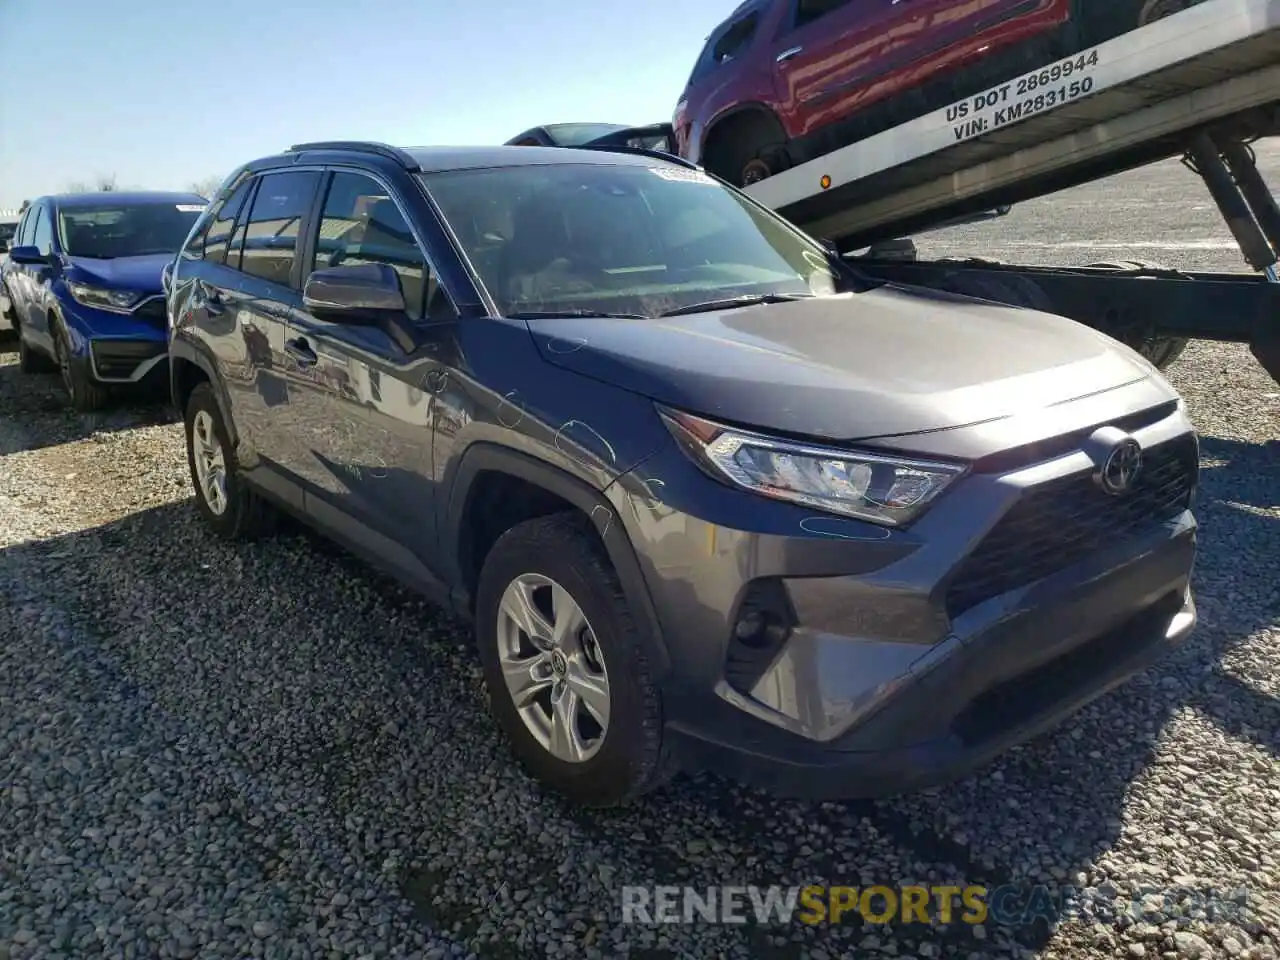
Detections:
184,382,277,540
1074,0,1206,46
1138,0,1205,24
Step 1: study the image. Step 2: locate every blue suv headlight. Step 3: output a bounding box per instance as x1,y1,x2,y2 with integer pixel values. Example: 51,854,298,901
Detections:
67,282,143,315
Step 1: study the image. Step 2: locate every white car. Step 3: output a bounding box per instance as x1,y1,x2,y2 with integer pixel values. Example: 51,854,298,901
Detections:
0,210,20,331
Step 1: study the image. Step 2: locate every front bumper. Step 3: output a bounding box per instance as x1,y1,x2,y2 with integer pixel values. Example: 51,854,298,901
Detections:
60,295,169,386
88,338,168,384
606,404,1198,799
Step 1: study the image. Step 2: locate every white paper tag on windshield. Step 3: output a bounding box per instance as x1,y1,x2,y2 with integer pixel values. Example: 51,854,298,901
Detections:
648,167,714,184
175,204,205,212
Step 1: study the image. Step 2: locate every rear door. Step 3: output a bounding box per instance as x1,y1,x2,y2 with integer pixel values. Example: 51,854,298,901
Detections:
21,203,58,353
771,0,903,138
229,168,325,479
774,0,1062,138
876,0,1063,80
4,206,33,322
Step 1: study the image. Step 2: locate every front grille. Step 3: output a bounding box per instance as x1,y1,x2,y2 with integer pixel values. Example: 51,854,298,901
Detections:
91,340,166,380
131,296,168,328
945,434,1197,617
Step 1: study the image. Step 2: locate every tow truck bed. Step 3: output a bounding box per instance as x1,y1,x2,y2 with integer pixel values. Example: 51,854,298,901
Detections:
744,0,1280,248
521,0,1280,382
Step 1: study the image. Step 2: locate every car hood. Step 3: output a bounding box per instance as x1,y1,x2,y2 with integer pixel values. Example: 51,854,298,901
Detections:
67,253,172,295
524,285,1153,441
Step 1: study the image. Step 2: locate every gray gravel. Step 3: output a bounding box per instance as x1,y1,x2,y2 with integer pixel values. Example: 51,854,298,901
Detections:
2,147,1278,960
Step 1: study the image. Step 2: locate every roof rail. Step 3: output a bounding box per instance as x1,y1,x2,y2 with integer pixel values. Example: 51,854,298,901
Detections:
286,140,420,171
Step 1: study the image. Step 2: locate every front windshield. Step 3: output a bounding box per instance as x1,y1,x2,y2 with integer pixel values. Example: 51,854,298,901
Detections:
422,161,847,318
58,201,204,259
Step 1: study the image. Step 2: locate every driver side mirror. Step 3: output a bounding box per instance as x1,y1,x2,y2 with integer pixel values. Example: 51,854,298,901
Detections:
303,262,419,352
6,244,46,265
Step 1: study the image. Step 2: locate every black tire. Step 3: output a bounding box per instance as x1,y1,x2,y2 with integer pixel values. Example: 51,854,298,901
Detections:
17,330,55,373
1083,260,1190,370
474,512,675,807
51,322,110,411
929,264,1055,312
703,114,790,188
184,382,277,540
1074,0,1205,46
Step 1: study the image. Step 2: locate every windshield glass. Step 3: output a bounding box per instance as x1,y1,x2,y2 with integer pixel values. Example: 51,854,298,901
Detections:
58,201,204,259
0,223,16,245
421,162,846,318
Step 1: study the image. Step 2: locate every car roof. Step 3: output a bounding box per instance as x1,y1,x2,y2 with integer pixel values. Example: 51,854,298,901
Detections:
267,142,683,175
404,145,668,172
45,190,208,208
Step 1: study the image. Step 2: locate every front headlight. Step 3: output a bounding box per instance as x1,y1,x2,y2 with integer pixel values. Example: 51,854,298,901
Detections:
659,407,966,527
67,282,142,314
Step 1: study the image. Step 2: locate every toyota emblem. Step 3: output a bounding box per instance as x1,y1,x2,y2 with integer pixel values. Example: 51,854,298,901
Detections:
1098,438,1143,495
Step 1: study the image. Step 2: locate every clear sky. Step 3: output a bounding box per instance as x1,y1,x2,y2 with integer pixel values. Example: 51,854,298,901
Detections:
0,0,728,209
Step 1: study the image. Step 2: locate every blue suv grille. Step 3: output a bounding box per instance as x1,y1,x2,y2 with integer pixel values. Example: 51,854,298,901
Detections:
131,296,167,328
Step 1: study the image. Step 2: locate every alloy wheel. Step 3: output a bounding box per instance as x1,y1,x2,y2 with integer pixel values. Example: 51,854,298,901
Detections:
495,572,611,763
191,409,229,516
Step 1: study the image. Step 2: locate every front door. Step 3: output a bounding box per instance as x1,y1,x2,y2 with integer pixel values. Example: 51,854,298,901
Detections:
282,168,453,586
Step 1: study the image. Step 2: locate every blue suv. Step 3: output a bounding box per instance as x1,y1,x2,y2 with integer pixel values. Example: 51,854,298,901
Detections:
2,191,205,410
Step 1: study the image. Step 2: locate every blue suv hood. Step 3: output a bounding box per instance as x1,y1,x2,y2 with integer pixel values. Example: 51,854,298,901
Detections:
67,253,172,295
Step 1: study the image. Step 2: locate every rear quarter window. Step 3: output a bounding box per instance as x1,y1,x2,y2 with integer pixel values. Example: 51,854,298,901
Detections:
687,9,760,86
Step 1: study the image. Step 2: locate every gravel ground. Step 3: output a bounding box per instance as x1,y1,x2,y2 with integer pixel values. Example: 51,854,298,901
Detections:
2,147,1278,960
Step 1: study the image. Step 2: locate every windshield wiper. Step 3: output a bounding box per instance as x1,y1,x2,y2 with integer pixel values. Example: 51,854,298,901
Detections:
506,309,647,320
657,293,815,318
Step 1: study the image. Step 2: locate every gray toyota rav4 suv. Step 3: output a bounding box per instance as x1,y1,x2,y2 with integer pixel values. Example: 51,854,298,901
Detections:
166,140,1198,807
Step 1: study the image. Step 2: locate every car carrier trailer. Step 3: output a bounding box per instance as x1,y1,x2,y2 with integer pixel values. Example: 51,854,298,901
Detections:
536,0,1280,384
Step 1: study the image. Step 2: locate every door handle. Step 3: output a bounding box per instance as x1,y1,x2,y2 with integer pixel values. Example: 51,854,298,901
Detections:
776,45,803,62
285,336,317,366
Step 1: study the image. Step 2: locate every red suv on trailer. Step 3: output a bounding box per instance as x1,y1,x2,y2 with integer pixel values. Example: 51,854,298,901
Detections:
675,0,1204,187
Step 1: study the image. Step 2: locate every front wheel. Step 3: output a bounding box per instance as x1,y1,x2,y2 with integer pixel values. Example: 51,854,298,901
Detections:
474,512,675,807
52,323,110,412
703,120,791,188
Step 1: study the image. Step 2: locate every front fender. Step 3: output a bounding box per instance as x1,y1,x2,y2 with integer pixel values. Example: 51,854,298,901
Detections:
441,442,672,678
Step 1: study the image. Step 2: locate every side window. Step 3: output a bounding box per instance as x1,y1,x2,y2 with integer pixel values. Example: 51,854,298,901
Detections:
14,208,32,246
201,178,254,265
794,0,850,30
310,171,440,320
30,206,53,255
239,170,321,288
712,12,758,63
